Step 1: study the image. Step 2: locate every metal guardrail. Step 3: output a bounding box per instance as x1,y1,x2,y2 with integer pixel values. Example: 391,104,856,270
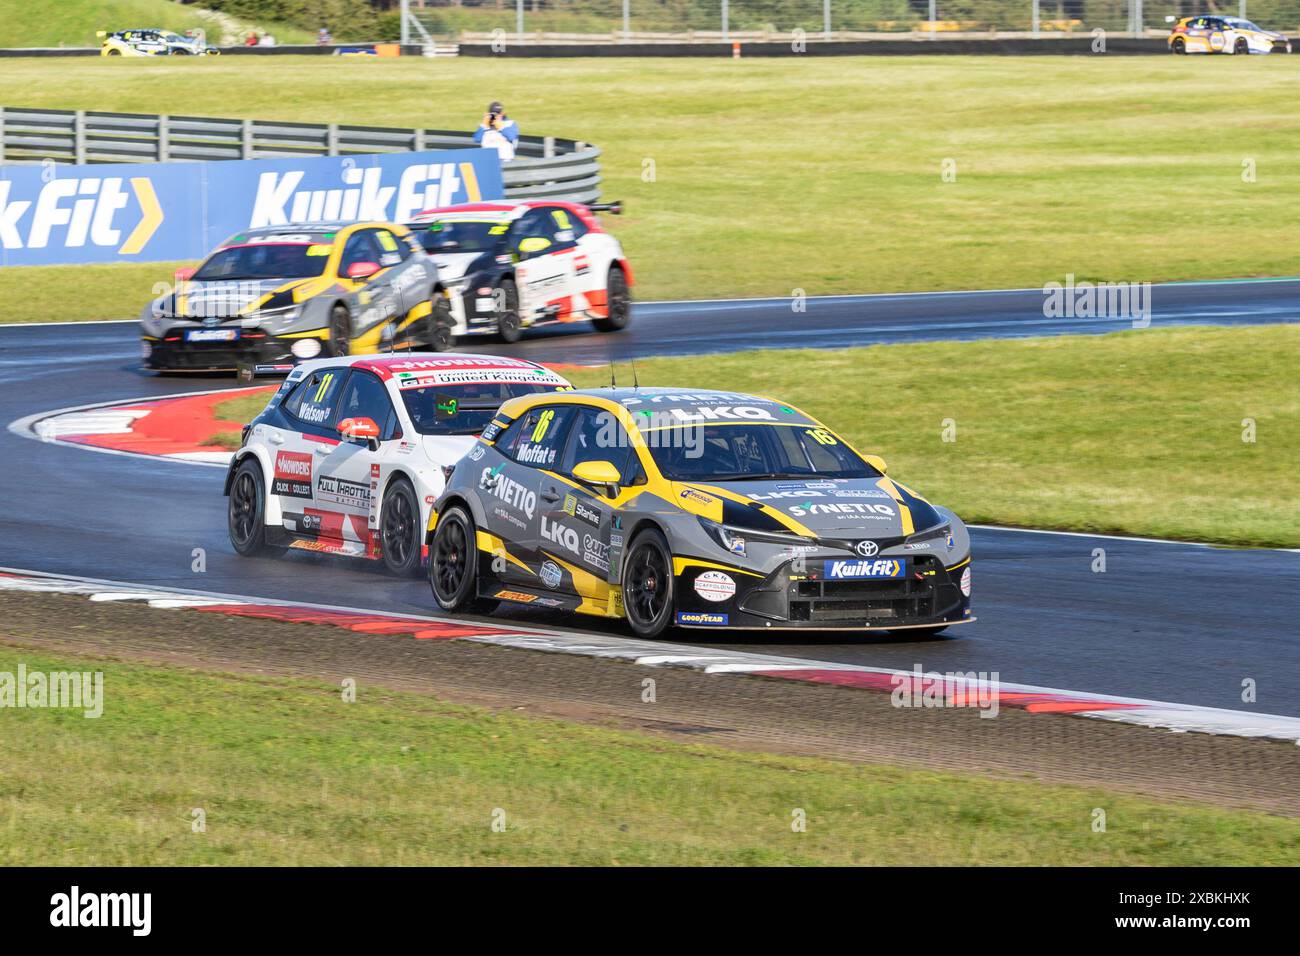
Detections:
0,107,602,204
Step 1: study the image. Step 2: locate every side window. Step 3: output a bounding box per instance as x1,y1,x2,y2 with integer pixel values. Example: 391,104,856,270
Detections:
561,408,641,484
548,207,580,245
339,230,382,276
511,209,559,259
283,368,347,429
506,405,576,469
374,228,409,266
335,371,399,439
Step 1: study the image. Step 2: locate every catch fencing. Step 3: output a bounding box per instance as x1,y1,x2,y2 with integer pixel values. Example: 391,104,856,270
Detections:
0,107,602,204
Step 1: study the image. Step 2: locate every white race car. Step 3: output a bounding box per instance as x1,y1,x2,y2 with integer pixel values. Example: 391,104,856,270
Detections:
224,353,573,574
405,201,632,344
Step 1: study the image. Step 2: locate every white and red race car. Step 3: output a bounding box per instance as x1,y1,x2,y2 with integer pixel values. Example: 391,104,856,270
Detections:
405,200,632,343
224,352,573,575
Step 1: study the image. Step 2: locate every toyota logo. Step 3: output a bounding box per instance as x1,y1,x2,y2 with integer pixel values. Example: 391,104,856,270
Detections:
855,540,879,557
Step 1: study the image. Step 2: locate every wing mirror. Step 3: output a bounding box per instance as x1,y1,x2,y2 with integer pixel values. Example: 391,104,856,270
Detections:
173,266,196,282
339,416,381,450
863,454,888,475
572,460,621,497
516,236,551,258
346,261,381,280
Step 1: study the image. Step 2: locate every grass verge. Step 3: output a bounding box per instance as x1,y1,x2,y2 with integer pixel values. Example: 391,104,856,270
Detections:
2,645,1295,865
4,55,1300,321
209,325,1299,549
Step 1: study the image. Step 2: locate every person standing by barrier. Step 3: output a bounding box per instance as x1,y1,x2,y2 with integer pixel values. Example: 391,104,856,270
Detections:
474,101,519,162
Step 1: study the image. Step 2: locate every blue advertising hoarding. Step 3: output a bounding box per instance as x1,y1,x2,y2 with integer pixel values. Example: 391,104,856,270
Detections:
0,147,504,267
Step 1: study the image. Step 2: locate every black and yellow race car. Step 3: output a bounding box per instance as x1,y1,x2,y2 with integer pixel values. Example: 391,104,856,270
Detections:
426,388,974,638
140,221,454,373
1167,15,1290,54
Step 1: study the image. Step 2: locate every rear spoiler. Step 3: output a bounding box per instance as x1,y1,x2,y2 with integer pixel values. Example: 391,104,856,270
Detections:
585,201,623,216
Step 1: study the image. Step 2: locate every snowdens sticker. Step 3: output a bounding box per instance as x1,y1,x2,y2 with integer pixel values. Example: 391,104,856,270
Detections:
50,886,151,936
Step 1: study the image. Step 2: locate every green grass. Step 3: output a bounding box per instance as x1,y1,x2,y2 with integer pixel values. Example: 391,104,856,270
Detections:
2,646,1295,865
210,326,1300,549
5,55,1300,321
0,0,312,48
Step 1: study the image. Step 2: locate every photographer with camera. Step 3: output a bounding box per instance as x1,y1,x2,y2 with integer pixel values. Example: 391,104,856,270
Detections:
474,101,520,162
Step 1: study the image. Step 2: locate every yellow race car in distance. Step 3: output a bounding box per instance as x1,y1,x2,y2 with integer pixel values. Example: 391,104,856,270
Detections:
1167,15,1290,54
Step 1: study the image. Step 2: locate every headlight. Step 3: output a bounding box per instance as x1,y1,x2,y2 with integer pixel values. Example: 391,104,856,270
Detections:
251,304,302,324
697,516,814,557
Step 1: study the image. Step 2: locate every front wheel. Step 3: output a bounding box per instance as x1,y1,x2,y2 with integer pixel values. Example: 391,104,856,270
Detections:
328,305,352,357
621,527,674,639
593,265,630,332
429,505,484,612
228,458,282,557
496,278,522,343
380,478,422,577
1234,37,1249,54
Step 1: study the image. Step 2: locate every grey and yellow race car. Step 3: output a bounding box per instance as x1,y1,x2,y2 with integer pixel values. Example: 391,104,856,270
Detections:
427,387,973,638
140,221,453,373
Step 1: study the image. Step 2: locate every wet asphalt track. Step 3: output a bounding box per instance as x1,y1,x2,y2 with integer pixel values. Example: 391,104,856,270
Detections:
1,280,1297,715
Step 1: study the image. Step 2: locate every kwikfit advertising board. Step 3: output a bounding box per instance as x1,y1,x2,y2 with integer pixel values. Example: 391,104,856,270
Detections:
0,148,504,267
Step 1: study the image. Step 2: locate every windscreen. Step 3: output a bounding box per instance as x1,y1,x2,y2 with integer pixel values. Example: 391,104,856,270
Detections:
644,423,879,482
194,243,329,281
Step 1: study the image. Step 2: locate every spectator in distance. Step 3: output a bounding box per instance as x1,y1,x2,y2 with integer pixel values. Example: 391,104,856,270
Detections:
317,26,332,45
474,101,519,162
244,32,258,47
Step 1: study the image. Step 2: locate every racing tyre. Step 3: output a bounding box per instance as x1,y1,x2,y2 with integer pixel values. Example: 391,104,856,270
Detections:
621,527,675,639
328,305,352,357
592,265,631,333
1172,37,1185,53
1235,37,1249,54
496,278,522,343
428,505,497,613
106,49,122,56
380,478,422,577
427,292,454,351
228,458,283,557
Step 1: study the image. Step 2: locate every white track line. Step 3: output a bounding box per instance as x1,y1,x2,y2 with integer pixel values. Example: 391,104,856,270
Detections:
2,566,1298,743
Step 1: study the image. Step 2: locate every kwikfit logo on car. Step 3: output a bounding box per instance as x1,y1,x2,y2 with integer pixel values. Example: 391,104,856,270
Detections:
824,558,905,580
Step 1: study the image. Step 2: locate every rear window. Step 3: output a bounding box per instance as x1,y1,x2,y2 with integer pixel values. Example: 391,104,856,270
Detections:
400,382,562,436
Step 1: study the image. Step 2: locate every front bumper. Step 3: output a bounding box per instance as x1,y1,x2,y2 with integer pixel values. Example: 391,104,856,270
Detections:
672,554,973,631
142,328,322,371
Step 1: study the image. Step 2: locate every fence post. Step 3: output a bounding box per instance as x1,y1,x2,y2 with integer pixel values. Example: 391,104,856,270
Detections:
0,106,6,163
544,135,555,158
824,0,831,39
1032,0,1039,36
1240,0,1246,18
1133,0,1143,38
73,110,86,164
517,0,524,41
158,114,170,162
242,118,254,159
327,123,339,156
413,128,425,151
928,0,936,38
722,0,729,42
401,0,410,46
622,0,629,37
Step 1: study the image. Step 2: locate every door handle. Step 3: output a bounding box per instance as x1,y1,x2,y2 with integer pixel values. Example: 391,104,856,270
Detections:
268,431,285,445
540,487,561,503
313,444,330,456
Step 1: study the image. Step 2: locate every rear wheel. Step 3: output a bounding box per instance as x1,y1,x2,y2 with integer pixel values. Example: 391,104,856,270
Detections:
621,527,674,639
228,458,283,557
496,278,522,343
380,478,422,577
328,305,352,357
427,291,454,351
1172,37,1186,54
593,265,630,333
